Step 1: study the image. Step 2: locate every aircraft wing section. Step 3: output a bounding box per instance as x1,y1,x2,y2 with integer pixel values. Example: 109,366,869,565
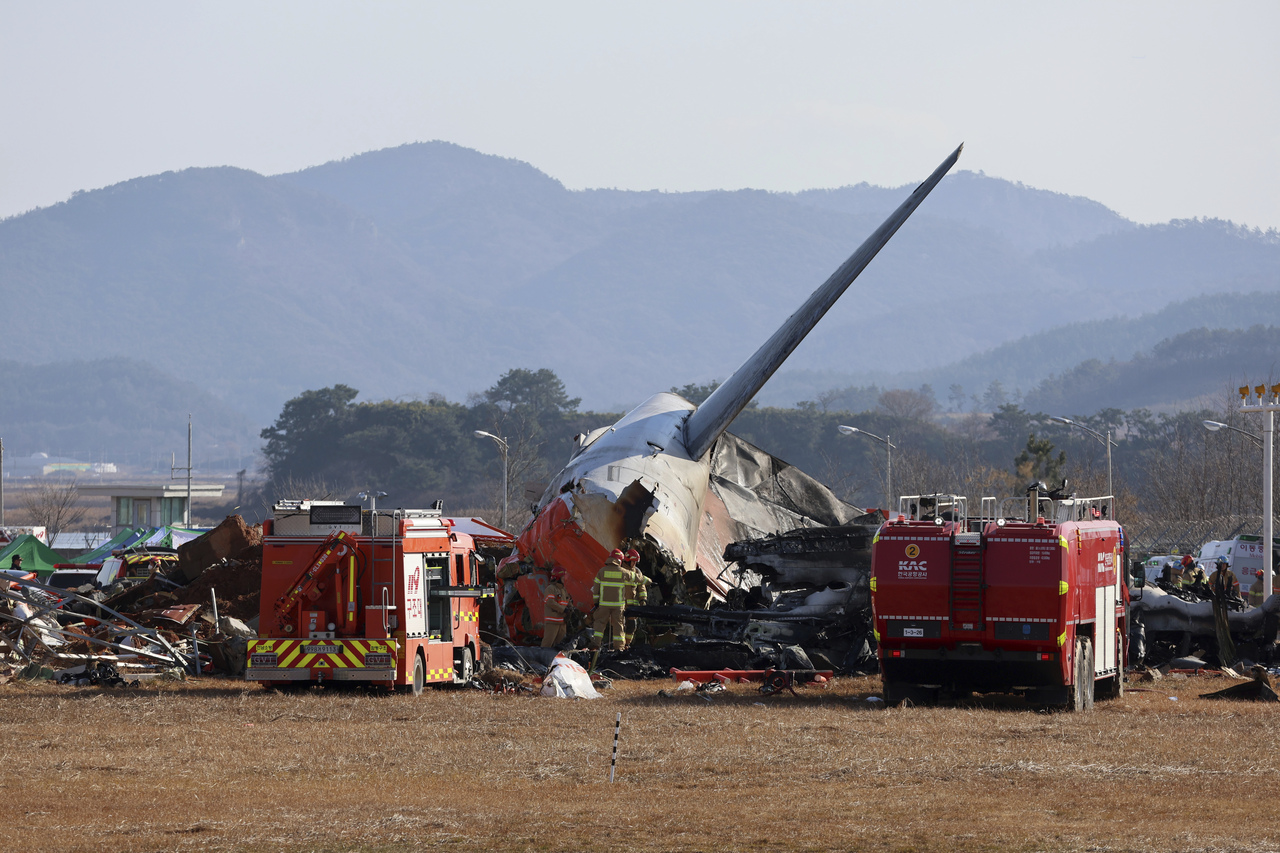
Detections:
682,144,963,461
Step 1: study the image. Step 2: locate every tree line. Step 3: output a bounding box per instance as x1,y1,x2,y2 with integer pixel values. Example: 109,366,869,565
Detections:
253,369,1279,532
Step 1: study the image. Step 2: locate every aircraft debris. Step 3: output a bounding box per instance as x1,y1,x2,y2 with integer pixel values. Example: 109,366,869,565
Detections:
1129,579,1280,669
1200,666,1279,702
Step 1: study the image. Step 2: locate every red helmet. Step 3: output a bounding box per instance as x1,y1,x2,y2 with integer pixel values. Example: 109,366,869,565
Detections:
609,549,625,561
624,549,640,564
550,566,566,579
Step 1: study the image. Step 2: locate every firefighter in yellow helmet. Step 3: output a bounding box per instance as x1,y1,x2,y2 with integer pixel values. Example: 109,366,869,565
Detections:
622,548,647,648
541,566,570,648
590,549,628,652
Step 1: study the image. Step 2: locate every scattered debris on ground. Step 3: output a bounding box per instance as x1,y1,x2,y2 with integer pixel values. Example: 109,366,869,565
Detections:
0,515,263,685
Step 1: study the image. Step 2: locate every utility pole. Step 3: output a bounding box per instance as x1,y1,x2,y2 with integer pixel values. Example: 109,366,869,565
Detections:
1,436,5,527
1240,385,1279,600
171,415,193,526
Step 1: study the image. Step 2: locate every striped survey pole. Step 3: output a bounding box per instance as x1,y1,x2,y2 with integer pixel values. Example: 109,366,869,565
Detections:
609,712,621,783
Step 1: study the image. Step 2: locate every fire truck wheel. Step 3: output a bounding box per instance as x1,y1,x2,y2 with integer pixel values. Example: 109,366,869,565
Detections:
455,645,474,683
1070,637,1095,712
411,653,425,696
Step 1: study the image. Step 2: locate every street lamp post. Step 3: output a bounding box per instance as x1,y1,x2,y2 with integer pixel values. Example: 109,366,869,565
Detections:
1202,420,1263,447
1049,416,1116,500
837,425,895,511
474,430,509,529
1238,384,1280,600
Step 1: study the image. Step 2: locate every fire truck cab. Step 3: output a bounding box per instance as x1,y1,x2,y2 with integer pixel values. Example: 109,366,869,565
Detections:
871,490,1127,710
247,501,493,693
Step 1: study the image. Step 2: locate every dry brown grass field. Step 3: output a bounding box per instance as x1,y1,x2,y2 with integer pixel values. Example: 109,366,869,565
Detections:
1,673,1276,853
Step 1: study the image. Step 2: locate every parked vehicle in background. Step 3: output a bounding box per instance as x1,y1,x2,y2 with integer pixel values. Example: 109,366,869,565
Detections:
1139,554,1181,584
94,548,179,589
46,568,100,590
1198,536,1272,595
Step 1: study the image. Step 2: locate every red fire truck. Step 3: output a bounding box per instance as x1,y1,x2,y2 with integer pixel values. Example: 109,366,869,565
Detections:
247,501,495,693
871,490,1127,710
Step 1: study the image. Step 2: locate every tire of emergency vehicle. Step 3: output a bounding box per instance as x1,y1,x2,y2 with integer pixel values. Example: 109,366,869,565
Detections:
1097,626,1126,700
1069,637,1094,712
411,653,426,696
454,645,474,684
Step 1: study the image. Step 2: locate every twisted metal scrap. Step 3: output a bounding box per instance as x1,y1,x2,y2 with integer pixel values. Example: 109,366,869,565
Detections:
0,575,191,669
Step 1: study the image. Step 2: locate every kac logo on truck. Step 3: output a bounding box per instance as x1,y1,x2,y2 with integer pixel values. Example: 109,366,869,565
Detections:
898,543,927,579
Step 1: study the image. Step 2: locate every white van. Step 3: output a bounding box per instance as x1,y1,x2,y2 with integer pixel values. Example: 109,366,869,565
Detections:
1198,536,1270,597
1140,554,1182,584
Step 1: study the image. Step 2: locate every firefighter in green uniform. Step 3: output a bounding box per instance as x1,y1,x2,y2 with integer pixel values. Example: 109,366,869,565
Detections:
590,550,628,652
1209,557,1241,665
622,548,647,648
1181,561,1208,590
541,566,570,648
1248,570,1266,608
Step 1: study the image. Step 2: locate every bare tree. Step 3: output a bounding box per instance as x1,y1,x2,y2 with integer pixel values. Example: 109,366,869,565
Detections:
260,474,343,513
21,479,88,546
878,388,936,421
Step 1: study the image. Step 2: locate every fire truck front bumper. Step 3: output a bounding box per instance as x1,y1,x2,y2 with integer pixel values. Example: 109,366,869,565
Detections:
245,638,399,683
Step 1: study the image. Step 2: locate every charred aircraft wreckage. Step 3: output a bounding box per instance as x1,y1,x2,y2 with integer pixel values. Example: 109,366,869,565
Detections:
495,145,962,676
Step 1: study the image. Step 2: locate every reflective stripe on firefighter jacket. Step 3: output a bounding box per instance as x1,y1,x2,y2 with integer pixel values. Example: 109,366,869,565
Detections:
593,559,628,607
1249,581,1265,607
625,565,648,606
543,580,568,623
1182,567,1207,587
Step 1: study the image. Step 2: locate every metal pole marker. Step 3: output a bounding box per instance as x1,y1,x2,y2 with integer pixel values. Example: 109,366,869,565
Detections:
609,711,621,783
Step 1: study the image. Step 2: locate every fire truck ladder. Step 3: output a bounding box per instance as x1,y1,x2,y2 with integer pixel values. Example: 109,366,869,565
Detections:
367,509,399,635
949,532,985,631
274,530,356,629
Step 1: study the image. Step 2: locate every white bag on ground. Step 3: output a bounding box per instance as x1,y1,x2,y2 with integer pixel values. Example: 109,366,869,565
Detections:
540,654,601,699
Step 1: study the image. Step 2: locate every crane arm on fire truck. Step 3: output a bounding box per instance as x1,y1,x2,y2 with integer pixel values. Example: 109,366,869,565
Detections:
274,530,357,628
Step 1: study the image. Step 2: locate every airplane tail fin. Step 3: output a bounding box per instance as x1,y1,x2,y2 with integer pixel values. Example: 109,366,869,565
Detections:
682,144,962,461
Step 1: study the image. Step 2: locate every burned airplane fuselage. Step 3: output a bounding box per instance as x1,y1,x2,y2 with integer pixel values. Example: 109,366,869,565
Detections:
513,393,708,602
500,145,964,639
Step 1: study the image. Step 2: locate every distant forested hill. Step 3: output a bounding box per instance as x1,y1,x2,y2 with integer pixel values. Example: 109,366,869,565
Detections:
1021,325,1280,414
2,140,1278,435
0,358,257,469
765,290,1280,409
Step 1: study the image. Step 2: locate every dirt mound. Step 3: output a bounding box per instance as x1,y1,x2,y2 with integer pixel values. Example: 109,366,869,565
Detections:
170,549,262,622
176,515,262,583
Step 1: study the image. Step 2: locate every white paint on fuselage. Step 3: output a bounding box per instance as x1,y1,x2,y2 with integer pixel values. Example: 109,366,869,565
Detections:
536,392,711,568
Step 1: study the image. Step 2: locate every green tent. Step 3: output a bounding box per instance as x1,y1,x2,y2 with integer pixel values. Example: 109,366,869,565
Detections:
70,528,141,565
0,535,67,578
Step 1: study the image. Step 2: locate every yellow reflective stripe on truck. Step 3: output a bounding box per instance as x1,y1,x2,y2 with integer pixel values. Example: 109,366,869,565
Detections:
248,638,398,669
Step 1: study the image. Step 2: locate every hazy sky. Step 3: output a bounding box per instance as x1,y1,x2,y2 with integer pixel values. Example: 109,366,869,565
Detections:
3,2,1278,228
